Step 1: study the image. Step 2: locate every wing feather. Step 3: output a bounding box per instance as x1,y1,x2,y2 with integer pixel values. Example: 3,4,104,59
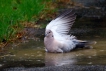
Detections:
46,10,76,40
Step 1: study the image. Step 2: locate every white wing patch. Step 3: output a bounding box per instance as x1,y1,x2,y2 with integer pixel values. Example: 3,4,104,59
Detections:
46,10,76,41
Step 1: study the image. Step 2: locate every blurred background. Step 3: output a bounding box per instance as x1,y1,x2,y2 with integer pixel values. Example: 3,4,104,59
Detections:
0,0,106,46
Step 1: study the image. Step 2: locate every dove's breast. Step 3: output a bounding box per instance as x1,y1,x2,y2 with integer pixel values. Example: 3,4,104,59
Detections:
44,37,63,52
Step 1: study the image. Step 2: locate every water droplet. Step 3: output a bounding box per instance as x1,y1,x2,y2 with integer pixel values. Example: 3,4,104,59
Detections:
100,50,104,52
0,64,3,67
37,51,40,53
37,47,40,48
88,56,92,58
29,60,32,61
10,55,16,57
12,59,14,61
37,54,42,56
37,60,41,61
3,61,6,62
92,54,97,56
24,54,28,56
88,62,92,64
31,55,34,56
25,60,27,61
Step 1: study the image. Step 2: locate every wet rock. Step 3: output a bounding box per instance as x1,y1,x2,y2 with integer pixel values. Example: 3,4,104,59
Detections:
21,27,45,40
58,0,106,18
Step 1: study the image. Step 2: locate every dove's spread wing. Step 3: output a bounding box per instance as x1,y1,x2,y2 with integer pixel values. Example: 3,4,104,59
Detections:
46,10,76,40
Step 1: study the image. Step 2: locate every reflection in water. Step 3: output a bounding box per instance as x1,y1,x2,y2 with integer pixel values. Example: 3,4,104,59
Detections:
44,49,97,66
0,38,106,70
45,53,77,66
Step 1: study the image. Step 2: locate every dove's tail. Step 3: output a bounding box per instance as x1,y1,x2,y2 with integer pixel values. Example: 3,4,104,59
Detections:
74,40,97,49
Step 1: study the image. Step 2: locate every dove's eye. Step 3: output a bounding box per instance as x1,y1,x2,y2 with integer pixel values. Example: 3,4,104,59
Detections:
49,32,50,33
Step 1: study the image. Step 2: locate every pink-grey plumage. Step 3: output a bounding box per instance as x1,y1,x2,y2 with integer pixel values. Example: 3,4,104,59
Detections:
44,10,96,53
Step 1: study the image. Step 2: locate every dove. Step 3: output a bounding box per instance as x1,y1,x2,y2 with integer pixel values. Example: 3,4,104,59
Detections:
44,10,96,53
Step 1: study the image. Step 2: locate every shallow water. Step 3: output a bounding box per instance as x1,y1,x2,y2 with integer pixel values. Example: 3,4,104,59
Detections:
0,37,106,70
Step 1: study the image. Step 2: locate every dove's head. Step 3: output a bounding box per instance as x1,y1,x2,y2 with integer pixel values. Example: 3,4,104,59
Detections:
45,29,53,38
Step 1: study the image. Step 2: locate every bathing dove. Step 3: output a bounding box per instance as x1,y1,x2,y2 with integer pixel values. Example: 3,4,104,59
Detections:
44,10,96,53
